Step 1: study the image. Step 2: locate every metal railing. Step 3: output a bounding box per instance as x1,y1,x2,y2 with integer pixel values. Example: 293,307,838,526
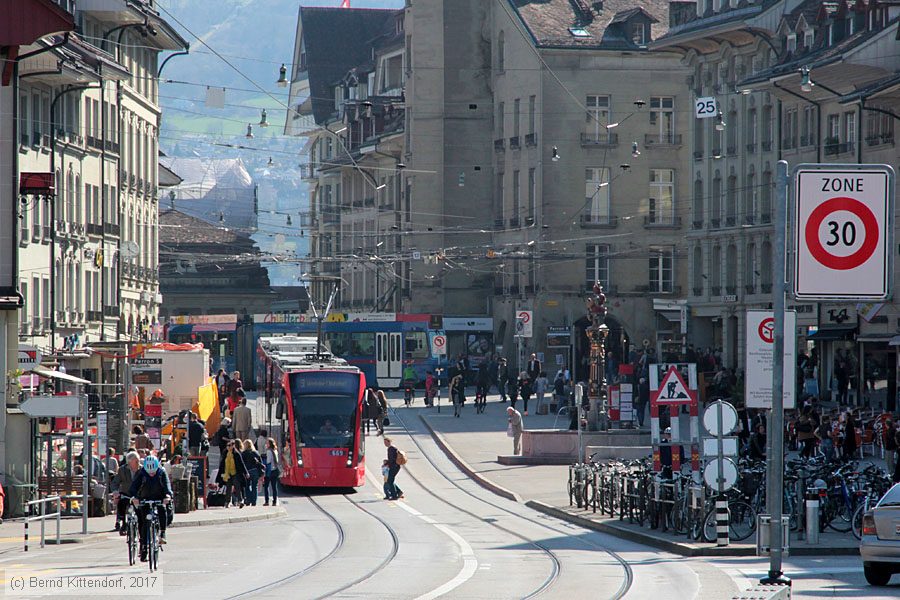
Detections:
24,496,61,551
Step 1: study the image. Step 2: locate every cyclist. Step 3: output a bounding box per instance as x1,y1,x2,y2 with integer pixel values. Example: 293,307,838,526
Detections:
129,455,173,562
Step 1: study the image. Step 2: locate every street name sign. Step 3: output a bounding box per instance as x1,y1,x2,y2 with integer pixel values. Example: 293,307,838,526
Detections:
793,164,894,300
745,310,796,409
20,395,82,418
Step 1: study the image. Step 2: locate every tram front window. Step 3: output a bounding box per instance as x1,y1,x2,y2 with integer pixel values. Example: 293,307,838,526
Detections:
292,395,356,448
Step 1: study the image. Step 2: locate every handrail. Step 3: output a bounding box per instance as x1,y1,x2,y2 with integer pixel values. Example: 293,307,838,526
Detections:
24,496,62,551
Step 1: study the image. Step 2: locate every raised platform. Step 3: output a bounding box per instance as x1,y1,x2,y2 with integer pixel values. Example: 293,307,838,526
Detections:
520,428,652,462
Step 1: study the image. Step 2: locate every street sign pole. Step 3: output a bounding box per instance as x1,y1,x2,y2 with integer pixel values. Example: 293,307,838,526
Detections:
82,393,89,535
762,160,789,587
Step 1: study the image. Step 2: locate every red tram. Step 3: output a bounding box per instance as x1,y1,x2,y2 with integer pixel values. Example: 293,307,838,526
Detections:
258,336,367,488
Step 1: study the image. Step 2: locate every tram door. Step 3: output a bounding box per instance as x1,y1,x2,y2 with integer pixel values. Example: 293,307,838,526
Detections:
376,332,402,388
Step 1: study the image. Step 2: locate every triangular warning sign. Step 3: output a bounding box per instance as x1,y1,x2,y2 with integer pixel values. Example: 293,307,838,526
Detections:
653,365,696,404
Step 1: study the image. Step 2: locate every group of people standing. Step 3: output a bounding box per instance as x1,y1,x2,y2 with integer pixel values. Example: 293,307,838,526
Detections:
212,422,281,508
441,353,556,417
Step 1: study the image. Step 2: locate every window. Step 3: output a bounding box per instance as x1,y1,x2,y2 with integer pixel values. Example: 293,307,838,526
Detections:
380,54,403,92
828,113,840,141
786,33,797,53
497,30,505,72
19,281,28,330
650,97,674,141
761,168,772,221
649,248,674,293
497,102,504,138
527,168,536,221
726,172,737,224
494,172,504,221
528,95,536,134
585,167,610,222
585,244,609,290
32,276,40,328
747,107,757,148
631,22,647,45
711,245,721,291
585,95,610,139
513,98,520,139
649,169,674,224
404,331,428,359
692,246,703,294
725,245,737,292
745,168,756,222
784,107,798,149
32,93,41,142
844,111,856,149
512,169,520,216
804,29,814,49
693,175,703,228
745,243,756,293
802,106,816,146
711,170,722,226
569,28,591,38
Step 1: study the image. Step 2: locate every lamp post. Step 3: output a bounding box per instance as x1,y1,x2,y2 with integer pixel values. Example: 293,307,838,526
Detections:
586,282,609,431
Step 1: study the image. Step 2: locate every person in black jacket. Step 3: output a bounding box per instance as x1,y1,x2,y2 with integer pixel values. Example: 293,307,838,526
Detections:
748,423,767,461
241,439,263,506
217,440,249,508
214,418,232,457
128,455,173,561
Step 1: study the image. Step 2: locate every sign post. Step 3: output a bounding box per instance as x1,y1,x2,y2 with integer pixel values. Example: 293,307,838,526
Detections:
702,400,738,547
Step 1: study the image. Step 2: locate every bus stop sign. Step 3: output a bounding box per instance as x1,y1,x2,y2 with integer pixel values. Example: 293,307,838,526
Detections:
793,164,894,300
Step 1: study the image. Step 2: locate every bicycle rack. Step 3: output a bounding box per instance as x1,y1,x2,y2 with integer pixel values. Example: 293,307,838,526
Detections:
24,496,61,551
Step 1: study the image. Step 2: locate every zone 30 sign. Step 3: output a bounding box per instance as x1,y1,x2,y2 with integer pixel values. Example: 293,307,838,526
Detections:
793,164,894,301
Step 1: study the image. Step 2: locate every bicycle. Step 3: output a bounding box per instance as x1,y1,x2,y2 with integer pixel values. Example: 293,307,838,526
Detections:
122,496,139,566
138,500,166,572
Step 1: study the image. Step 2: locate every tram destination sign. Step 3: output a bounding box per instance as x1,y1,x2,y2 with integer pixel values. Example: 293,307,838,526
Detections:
793,164,894,301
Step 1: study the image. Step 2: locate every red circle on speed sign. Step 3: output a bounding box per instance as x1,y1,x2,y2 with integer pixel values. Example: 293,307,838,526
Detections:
758,317,774,344
804,197,879,271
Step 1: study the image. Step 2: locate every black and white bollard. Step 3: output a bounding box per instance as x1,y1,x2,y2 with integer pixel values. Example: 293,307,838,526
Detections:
716,496,730,547
24,519,28,552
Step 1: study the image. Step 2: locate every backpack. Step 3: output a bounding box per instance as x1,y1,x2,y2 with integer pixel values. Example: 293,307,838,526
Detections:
395,449,408,466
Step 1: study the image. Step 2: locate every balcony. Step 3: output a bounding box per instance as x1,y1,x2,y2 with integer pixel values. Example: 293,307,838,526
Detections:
725,216,736,227
105,140,119,154
87,310,103,322
644,133,682,146
31,224,41,242
726,145,737,156
693,150,704,161
711,147,722,157
743,215,756,226
761,283,773,294
710,218,721,229
824,141,854,156
692,220,704,230
725,286,737,295
322,212,339,225
579,214,617,228
760,213,772,224
643,215,681,229
761,140,773,152
746,142,756,153
87,223,103,236
494,138,505,151
104,223,120,236
32,317,41,332
711,286,721,296
745,285,756,295
509,136,520,149
581,132,618,147
493,218,505,230
524,133,537,146
87,136,102,150
508,216,520,227
103,305,120,318
42,225,51,239
692,286,703,296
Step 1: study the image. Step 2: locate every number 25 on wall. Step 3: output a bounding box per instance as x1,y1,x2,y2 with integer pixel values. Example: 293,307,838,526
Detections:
695,97,717,118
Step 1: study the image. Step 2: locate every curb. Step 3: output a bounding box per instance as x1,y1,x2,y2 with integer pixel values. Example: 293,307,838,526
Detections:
419,415,523,503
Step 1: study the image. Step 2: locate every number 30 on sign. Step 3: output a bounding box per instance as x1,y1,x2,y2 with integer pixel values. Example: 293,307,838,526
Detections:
793,164,894,300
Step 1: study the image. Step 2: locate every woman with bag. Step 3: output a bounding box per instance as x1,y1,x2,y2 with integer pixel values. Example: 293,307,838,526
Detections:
376,390,389,434
449,374,464,417
217,440,249,508
241,440,263,507
263,438,280,506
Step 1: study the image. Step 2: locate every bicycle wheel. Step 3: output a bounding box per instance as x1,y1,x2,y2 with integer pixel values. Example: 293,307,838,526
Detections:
148,519,158,572
827,498,853,533
671,496,688,535
126,521,136,566
567,476,575,507
728,501,757,541
851,503,866,540
702,508,718,543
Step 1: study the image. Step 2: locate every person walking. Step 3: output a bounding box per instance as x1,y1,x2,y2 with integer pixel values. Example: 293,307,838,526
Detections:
263,438,280,506
527,353,542,382
449,374,464,417
424,371,436,407
534,371,548,415
817,416,835,461
214,417,232,458
383,437,404,500
507,406,524,455
217,440,249,508
508,375,519,410
476,362,490,414
797,407,816,458
376,390,389,435
232,397,253,442
748,423,767,461
188,413,206,456
255,428,268,455
519,373,533,416
498,358,509,403
215,369,229,413
843,412,859,461
241,439,263,507
132,425,153,452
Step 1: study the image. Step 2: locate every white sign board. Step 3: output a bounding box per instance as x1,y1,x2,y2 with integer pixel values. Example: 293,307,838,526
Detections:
17,345,42,370
515,310,533,338
694,96,718,119
702,400,738,436
793,164,894,300
20,395,82,417
431,334,447,355
703,457,738,492
97,411,108,457
745,310,797,409
702,437,740,457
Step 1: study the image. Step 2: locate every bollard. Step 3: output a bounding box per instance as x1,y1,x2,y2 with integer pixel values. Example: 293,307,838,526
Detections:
23,519,28,552
805,498,819,545
716,496,730,547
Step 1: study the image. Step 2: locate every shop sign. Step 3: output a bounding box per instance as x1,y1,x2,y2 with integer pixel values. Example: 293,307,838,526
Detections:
443,317,493,331
547,326,571,348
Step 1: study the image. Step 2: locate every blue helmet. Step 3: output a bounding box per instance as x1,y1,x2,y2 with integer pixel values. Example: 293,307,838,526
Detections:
143,455,160,474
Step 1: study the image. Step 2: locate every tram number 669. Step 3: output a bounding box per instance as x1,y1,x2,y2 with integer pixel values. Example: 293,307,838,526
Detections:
825,220,857,247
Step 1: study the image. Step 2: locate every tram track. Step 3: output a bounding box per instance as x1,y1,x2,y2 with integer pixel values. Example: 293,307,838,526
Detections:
390,405,634,600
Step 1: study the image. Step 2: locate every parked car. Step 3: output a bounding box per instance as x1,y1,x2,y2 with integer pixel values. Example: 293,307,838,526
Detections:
861,483,900,586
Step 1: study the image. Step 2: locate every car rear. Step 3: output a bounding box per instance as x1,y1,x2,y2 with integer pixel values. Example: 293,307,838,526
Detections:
860,483,900,586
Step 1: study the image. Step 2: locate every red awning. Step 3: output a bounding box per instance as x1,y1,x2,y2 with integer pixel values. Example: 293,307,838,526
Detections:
1,1,75,47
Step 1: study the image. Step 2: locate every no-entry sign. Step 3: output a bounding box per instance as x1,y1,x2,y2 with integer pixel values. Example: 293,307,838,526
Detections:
793,164,894,300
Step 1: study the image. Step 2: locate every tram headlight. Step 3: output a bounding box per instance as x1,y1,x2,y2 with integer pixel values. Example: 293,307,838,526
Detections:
346,457,352,467
296,449,303,467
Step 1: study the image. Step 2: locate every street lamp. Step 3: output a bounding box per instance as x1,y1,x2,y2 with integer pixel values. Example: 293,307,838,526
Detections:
245,124,254,139
800,66,815,93
715,111,726,131
259,109,269,127
586,282,609,431
551,146,561,162
277,63,288,87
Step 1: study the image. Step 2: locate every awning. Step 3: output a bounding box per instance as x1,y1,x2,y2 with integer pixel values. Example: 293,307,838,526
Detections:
807,327,856,342
31,366,90,385
191,323,236,333
657,310,681,323
857,334,895,343
889,335,900,347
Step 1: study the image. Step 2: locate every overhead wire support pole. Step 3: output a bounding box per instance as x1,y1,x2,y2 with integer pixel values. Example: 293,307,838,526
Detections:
762,159,790,588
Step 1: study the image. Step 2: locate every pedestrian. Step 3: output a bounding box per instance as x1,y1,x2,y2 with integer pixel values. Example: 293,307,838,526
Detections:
217,439,248,508
507,406,524,455
111,451,141,534
498,358,509,403
132,425,153,452
843,412,858,461
553,372,566,410
188,413,206,456
424,371,436,407
534,371,548,414
508,375,519,410
383,437,404,500
214,417,231,457
476,362,490,413
817,416,835,461
449,374,464,417
255,428,268,455
381,459,391,498
364,389,379,434
884,418,897,476
748,423,766,461
893,426,900,484
527,353,542,381
232,396,252,441
519,372,532,416
376,390,389,435
241,439,263,507
215,369,229,412
263,438,280,506
797,407,816,458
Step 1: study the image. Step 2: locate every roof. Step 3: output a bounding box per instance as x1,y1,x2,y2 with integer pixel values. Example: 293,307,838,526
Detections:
158,208,252,247
158,161,182,187
510,0,671,49
298,7,400,124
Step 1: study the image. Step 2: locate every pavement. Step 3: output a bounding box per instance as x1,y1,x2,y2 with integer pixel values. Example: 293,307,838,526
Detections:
399,391,867,557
